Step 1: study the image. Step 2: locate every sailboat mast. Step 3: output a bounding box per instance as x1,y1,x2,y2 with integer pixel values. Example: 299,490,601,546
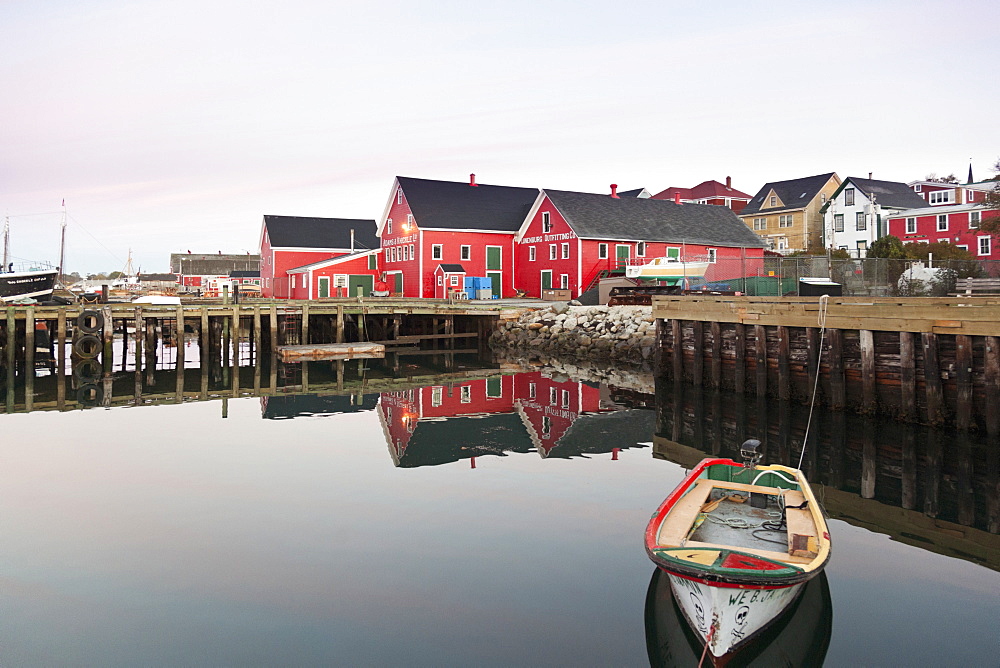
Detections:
2,216,9,270
57,200,67,287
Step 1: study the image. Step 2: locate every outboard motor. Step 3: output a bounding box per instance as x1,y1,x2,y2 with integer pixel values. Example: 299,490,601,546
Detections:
740,439,762,469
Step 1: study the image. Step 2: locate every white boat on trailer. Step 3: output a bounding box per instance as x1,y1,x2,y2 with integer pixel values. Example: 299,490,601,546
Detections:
644,440,831,662
624,256,710,284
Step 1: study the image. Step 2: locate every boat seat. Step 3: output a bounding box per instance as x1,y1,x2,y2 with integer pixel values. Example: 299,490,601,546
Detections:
656,478,786,546
783,490,818,558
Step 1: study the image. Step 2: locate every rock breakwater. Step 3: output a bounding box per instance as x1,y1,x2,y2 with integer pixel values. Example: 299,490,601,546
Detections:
490,302,657,365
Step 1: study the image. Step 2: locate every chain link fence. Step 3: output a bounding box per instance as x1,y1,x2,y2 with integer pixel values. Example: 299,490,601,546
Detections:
694,255,1000,297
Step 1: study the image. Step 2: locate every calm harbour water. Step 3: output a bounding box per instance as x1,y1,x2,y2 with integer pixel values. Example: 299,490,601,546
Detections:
1,353,998,667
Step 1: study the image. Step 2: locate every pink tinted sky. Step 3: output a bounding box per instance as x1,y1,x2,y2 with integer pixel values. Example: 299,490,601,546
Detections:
1,0,997,274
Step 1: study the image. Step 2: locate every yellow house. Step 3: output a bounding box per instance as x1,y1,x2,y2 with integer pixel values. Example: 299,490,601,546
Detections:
739,173,841,252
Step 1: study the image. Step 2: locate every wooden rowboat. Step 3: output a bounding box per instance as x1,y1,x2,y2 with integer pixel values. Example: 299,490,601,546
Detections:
644,443,831,661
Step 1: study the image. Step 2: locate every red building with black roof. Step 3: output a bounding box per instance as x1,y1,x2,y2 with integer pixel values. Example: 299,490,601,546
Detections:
259,215,379,298
378,175,537,298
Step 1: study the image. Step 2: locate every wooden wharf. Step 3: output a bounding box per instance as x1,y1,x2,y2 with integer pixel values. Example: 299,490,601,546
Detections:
0,298,518,411
652,295,1000,434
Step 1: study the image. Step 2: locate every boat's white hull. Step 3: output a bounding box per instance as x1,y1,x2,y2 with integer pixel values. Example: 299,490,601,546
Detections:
624,261,710,280
668,573,803,658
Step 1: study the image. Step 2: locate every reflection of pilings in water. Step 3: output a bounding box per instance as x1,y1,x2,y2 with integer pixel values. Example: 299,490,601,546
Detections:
652,377,996,535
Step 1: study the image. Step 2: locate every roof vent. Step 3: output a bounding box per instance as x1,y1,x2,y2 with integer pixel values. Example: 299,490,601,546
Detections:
726,176,732,189
469,173,478,187
610,184,619,198
674,193,682,205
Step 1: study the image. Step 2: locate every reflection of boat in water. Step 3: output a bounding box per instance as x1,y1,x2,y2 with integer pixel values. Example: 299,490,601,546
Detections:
644,445,831,660
624,257,710,284
645,566,832,667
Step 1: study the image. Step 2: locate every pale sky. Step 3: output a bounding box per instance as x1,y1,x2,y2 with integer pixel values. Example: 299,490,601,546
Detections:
2,0,997,274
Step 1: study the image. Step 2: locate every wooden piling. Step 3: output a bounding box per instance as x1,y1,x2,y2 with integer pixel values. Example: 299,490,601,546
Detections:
253,306,262,365
777,325,790,401
955,335,972,432
899,331,915,420
922,332,943,425
692,320,703,386
753,325,767,396
57,308,66,409
25,307,34,411
986,336,999,436
710,321,722,389
671,319,682,381
175,305,185,371
270,304,278,351
301,303,310,345
734,323,746,393
828,328,845,410
860,329,875,412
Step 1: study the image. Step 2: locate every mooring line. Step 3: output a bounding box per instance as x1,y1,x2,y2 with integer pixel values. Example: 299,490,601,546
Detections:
798,294,829,471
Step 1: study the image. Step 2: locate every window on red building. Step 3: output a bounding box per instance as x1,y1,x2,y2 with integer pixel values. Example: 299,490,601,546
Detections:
542,211,551,233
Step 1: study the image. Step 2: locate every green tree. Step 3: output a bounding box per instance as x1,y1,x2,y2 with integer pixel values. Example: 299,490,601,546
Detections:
867,235,907,259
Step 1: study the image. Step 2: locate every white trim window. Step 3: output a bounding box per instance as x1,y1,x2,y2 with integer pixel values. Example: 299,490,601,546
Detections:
560,274,568,289
707,248,717,264
913,184,922,192
769,195,777,207
753,217,767,230
598,243,608,259
431,386,442,407
929,190,953,205
969,211,981,229
561,389,570,409
397,188,403,205
905,217,916,234
637,242,646,257
979,236,992,256
549,387,557,405
549,244,557,260
461,245,471,261
437,275,443,286
528,382,536,399
561,242,569,259
406,214,414,227
432,244,442,260
937,214,948,232
386,218,393,234
334,274,348,288
779,214,793,228
542,211,552,233
449,275,459,286
409,244,414,260
834,214,844,232
460,385,471,403
856,212,866,231
529,246,536,261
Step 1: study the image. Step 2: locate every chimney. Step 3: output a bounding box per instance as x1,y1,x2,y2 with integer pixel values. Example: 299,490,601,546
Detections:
610,184,619,198
674,193,681,205
469,173,478,187
868,172,872,180
726,176,732,189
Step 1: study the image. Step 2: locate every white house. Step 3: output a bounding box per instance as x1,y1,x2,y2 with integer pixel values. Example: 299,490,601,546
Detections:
821,177,927,256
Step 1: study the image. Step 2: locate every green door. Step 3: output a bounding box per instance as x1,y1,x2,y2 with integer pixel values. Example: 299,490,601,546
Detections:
390,273,403,296
486,246,501,271
349,275,374,298
541,270,552,290
616,245,630,270
318,276,330,298
487,271,501,298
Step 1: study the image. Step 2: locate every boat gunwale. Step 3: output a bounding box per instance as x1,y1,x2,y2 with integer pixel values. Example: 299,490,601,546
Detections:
645,458,831,587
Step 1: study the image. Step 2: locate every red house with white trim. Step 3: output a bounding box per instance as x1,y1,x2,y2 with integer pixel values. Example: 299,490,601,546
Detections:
514,187,767,298
378,176,538,298
287,249,381,299
259,215,379,298
887,203,1000,261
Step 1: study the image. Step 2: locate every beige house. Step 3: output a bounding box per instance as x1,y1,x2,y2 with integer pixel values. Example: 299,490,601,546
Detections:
739,173,841,252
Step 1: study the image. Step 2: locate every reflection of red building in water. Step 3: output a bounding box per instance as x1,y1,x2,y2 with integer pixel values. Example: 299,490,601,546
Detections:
513,372,613,457
377,372,655,467
378,376,518,466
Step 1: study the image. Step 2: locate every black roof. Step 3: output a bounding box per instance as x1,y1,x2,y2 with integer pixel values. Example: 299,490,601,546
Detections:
230,269,260,278
617,188,647,198
842,177,928,210
543,189,766,247
262,393,378,420
397,176,538,232
438,263,466,273
263,215,378,249
540,408,655,459
741,173,837,216
396,413,534,468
